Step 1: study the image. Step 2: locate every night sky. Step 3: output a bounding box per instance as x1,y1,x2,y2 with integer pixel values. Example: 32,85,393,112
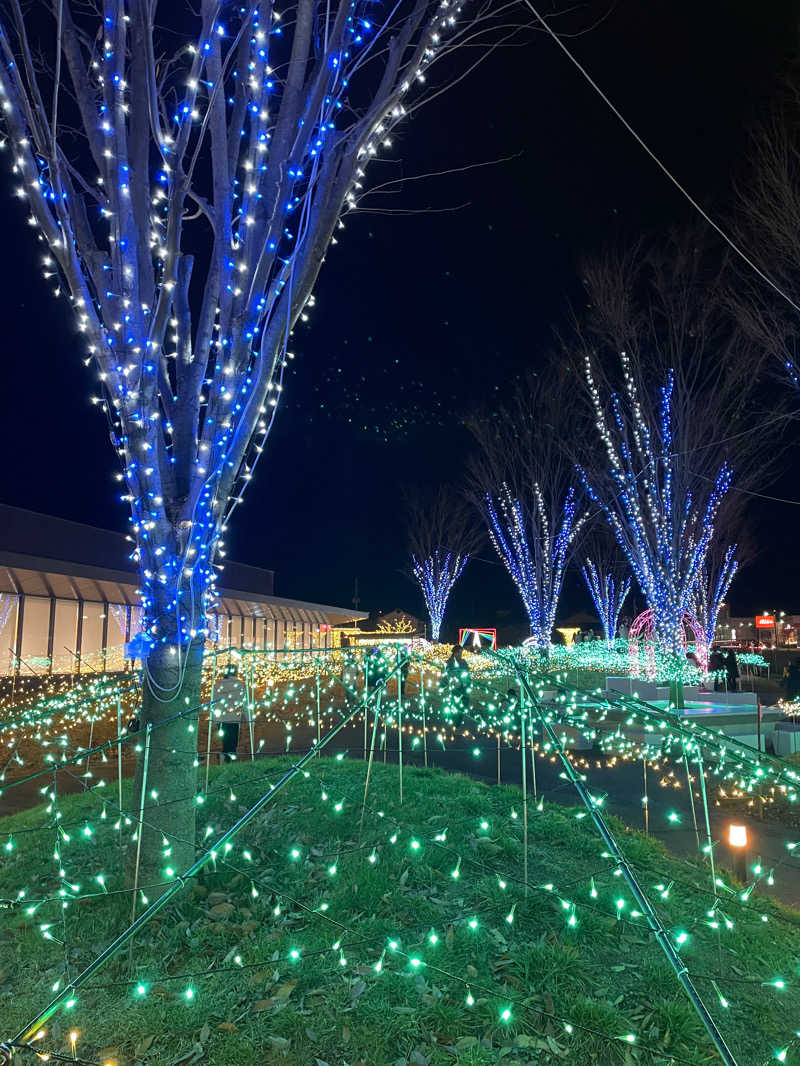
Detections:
0,0,799,635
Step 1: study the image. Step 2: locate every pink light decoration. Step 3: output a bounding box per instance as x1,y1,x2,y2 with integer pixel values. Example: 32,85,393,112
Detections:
628,608,708,678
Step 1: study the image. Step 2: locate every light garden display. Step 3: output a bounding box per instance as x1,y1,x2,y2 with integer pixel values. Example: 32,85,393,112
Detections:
1,644,799,1065
0,0,509,878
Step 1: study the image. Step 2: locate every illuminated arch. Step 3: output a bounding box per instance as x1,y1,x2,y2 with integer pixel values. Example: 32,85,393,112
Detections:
628,608,708,677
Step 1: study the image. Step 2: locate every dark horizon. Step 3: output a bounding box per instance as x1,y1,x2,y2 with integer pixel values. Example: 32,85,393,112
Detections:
1,0,798,635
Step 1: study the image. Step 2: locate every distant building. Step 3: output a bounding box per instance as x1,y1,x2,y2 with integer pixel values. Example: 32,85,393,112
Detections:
0,504,366,676
337,608,425,645
715,604,799,646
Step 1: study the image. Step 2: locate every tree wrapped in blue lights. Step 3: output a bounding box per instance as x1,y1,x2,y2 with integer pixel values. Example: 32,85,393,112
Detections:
486,483,580,647
0,0,510,875
470,370,584,649
411,553,467,642
582,352,733,655
407,487,478,641
581,556,631,647
690,544,739,649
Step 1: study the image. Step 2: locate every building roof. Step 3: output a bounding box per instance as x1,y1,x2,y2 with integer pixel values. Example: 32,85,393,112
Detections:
0,503,366,625
0,502,274,596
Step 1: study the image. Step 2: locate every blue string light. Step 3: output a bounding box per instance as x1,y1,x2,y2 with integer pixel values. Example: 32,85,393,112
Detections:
486,483,580,648
411,550,468,641
581,558,631,646
581,353,733,655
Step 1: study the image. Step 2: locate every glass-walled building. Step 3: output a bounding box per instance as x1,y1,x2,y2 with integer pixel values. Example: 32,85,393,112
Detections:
0,505,365,676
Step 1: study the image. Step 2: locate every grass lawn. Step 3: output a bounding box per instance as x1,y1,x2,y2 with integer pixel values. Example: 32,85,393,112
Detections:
1,757,799,1066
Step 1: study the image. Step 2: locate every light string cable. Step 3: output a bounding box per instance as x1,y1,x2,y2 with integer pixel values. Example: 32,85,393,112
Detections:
523,1,800,319
7,736,793,1052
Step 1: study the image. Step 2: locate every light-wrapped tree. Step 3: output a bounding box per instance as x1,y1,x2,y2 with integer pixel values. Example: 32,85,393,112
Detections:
469,369,584,648
407,486,479,641
690,544,739,650
582,351,732,656
581,554,631,647
0,0,512,876
575,241,780,661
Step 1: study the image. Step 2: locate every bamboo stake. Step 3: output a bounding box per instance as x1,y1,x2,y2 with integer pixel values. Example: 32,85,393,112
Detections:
397,649,404,805
116,694,124,846
520,698,528,898
421,665,428,768
361,692,383,838
128,723,152,968
683,750,701,851
204,665,217,791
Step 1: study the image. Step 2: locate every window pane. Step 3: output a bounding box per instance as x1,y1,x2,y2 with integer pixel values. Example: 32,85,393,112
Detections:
20,596,51,672
79,602,105,670
0,595,19,675
52,600,78,674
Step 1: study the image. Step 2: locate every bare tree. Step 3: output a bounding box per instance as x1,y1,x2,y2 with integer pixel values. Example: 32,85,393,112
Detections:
468,369,585,647
729,76,800,388
406,485,480,640
0,0,519,877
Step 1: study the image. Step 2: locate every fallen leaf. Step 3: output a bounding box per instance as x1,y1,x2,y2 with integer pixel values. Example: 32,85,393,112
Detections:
217,1022,238,1033
254,998,275,1012
134,1035,155,1058
267,1035,291,1052
275,979,297,1002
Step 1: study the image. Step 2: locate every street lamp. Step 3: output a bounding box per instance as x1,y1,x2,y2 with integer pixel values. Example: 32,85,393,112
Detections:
728,823,748,882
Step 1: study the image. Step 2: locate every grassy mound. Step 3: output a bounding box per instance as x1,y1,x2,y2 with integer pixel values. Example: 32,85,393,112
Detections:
1,758,799,1066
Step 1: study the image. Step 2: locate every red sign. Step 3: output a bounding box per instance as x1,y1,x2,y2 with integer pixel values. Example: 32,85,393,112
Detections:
755,615,775,628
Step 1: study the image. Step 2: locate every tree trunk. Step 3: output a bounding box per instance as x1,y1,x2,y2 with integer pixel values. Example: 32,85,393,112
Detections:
128,640,204,885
